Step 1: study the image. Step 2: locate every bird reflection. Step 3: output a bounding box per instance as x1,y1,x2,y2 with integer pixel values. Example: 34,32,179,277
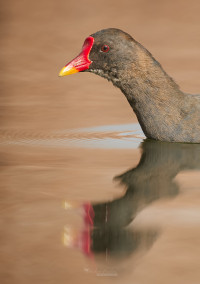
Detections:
64,140,200,260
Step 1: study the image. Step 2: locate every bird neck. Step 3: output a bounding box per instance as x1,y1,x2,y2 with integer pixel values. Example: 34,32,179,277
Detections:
114,44,184,140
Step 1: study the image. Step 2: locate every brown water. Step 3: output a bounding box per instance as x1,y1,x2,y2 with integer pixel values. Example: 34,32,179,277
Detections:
1,0,200,283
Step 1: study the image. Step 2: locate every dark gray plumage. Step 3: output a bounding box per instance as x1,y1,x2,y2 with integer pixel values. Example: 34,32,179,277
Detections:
87,28,200,143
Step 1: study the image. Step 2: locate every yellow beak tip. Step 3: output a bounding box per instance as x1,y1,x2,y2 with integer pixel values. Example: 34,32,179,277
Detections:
59,66,79,77
58,72,65,77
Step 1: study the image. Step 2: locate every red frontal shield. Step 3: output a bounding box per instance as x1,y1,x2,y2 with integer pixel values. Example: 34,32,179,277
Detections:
59,36,94,76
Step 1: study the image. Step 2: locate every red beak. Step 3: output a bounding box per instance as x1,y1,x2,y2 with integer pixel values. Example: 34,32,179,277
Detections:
59,36,94,76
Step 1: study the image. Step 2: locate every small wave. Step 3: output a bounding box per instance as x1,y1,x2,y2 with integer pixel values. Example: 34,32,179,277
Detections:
0,123,144,149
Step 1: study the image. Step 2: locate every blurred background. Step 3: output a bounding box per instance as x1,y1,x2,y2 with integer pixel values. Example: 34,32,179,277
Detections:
1,0,200,131
1,1,200,284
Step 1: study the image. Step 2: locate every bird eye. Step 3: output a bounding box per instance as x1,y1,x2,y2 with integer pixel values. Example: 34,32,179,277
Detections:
101,44,110,52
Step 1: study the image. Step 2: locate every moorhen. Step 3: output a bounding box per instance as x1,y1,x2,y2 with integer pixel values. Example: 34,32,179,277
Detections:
59,28,200,143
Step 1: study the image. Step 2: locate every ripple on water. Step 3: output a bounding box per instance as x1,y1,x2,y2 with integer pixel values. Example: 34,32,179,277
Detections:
0,123,145,149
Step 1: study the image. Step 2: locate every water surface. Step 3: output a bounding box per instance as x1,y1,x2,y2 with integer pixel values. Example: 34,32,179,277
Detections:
1,125,200,284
